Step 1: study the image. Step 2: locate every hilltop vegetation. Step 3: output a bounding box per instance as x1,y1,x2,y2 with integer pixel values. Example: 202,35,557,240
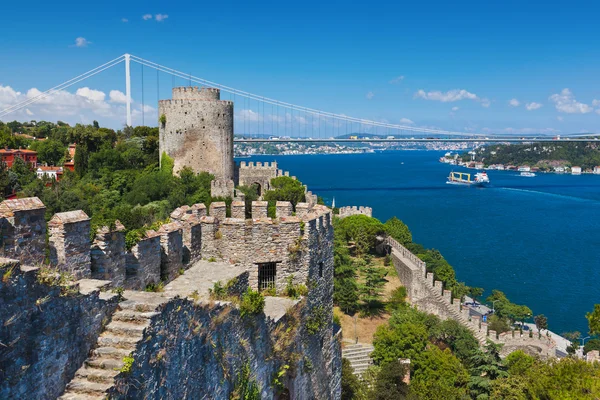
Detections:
334,213,600,399
464,142,600,170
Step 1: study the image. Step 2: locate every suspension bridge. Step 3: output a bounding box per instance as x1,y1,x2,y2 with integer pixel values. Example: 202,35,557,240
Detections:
0,53,596,143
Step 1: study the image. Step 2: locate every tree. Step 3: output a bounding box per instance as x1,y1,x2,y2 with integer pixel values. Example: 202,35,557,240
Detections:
341,358,364,400
562,331,581,355
383,217,412,245
534,314,548,338
334,276,359,314
583,338,600,355
335,215,385,257
586,304,600,335
371,359,410,400
30,139,67,166
372,322,428,365
468,341,508,399
469,287,484,303
359,265,387,315
262,176,305,206
410,346,469,400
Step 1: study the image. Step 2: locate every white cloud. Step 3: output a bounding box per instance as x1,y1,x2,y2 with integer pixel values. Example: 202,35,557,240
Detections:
593,99,600,107
549,88,593,114
399,118,414,125
414,89,478,102
509,98,520,107
557,116,564,122
73,37,91,48
389,76,405,84
142,14,153,20
452,106,459,111
366,91,374,100
76,87,106,102
525,102,543,111
109,90,128,104
0,84,153,128
480,99,491,108
155,14,168,22
121,18,129,23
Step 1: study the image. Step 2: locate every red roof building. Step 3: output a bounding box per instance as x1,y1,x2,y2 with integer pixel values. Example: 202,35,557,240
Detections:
0,149,38,168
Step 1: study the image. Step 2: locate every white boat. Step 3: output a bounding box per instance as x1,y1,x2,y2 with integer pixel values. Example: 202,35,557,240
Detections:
520,172,536,177
446,171,490,186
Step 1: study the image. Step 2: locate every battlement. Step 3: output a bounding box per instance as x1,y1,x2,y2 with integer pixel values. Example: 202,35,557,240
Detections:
210,178,235,198
171,86,221,101
239,161,279,169
338,205,373,218
158,99,233,106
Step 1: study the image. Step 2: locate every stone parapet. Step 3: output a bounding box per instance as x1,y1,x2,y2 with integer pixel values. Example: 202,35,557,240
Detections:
0,197,47,265
91,221,126,287
252,201,268,219
338,206,373,219
125,230,161,290
210,179,234,199
209,201,227,221
231,201,246,219
48,210,91,280
295,202,310,219
276,201,293,218
158,222,184,282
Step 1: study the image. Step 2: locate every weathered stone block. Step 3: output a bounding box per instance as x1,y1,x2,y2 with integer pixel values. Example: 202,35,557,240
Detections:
209,201,227,221
0,197,46,265
231,201,246,219
125,230,161,290
48,210,91,280
158,222,184,282
295,202,309,219
91,221,126,287
276,201,293,218
252,201,268,219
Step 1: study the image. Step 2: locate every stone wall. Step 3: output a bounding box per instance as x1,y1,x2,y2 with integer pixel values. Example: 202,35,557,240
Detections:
159,87,234,180
238,161,279,195
0,197,47,265
211,178,235,198
125,230,161,290
109,297,339,399
91,221,126,287
0,259,118,399
158,222,184,281
48,210,91,280
338,205,373,218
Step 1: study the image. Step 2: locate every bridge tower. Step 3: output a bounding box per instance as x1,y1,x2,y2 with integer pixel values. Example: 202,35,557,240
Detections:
158,87,234,180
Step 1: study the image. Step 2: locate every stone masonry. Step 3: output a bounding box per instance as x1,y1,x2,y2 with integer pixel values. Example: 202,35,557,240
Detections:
0,197,46,265
91,221,127,287
49,210,91,280
125,230,161,290
159,87,234,180
338,205,373,218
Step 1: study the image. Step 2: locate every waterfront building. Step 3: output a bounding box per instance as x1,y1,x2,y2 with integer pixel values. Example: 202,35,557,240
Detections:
571,166,582,175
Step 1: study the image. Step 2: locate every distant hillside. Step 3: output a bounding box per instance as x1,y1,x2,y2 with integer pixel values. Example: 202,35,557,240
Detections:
465,142,600,170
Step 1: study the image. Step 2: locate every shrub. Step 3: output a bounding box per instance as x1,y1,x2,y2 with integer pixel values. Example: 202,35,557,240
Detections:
120,355,134,374
144,282,164,293
306,305,327,335
209,281,227,300
240,288,265,317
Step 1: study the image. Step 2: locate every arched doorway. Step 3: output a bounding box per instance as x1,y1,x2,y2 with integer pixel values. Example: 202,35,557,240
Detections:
252,182,262,197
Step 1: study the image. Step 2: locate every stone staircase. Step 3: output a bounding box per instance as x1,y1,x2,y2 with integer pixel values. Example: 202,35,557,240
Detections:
342,343,375,375
59,291,168,400
421,276,487,344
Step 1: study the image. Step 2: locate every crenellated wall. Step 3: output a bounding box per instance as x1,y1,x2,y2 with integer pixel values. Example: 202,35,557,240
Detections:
338,205,373,218
125,230,162,290
48,210,91,280
91,221,127,287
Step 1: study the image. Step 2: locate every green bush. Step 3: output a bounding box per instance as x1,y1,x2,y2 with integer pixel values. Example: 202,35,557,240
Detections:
209,281,227,300
240,288,265,317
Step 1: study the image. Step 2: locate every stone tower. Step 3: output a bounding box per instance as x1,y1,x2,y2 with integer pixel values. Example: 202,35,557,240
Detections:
158,87,234,180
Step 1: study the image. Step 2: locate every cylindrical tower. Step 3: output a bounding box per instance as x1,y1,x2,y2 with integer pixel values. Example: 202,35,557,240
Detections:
158,87,234,180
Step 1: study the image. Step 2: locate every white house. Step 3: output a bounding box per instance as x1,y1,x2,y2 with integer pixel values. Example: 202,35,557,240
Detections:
37,166,63,180
593,166,600,175
554,166,565,173
518,166,531,172
571,166,582,175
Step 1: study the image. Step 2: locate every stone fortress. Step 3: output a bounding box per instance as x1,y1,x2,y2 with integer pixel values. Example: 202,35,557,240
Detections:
0,87,341,399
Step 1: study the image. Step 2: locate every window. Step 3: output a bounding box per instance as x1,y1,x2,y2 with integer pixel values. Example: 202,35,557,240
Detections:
257,262,277,291
318,262,324,278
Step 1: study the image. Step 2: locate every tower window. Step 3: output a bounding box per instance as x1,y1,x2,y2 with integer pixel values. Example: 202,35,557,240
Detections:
257,262,277,292
318,262,324,278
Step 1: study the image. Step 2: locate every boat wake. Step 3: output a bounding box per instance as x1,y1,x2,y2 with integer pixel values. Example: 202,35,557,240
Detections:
498,187,599,203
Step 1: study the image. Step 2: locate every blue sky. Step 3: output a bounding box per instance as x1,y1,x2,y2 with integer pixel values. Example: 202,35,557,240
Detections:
1,0,599,134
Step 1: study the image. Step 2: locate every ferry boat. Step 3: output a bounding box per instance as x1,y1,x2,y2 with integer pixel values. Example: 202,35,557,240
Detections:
446,171,490,186
520,171,536,177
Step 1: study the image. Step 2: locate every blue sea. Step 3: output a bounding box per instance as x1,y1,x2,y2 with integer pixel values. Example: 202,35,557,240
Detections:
241,150,600,335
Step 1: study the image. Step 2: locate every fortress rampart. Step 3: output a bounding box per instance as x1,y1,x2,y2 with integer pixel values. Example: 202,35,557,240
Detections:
386,236,557,357
0,196,339,399
338,205,372,218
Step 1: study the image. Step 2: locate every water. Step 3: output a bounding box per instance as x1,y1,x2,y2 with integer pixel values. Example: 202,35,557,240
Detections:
240,151,600,334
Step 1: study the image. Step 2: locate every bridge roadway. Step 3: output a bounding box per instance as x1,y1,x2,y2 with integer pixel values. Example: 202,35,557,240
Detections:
234,138,600,143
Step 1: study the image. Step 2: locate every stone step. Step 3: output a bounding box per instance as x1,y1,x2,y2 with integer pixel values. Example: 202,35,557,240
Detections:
341,349,374,357
343,343,367,350
105,321,148,336
58,393,106,400
97,332,140,349
112,310,160,324
86,357,124,370
75,366,120,382
342,352,373,361
65,378,113,395
92,346,132,359
119,291,168,312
